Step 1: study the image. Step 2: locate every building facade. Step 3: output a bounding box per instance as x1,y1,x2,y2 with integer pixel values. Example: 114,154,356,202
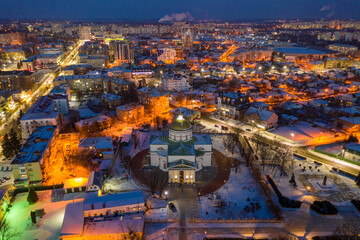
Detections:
162,73,191,92
110,40,134,64
11,126,58,187
137,87,169,114
149,114,212,184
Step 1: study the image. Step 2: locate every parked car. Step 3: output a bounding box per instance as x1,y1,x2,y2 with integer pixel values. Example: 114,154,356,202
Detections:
3,177,10,181
0,166,3,171
212,194,222,207
214,125,219,128
221,126,228,130
4,166,9,171
246,129,251,132
168,202,177,212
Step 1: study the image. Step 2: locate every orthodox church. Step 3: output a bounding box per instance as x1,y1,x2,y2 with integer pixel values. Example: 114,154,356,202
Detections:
149,114,212,184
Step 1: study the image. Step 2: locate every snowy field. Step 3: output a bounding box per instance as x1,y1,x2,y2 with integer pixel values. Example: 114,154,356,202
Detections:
270,121,334,142
210,134,242,158
199,168,275,220
6,190,83,240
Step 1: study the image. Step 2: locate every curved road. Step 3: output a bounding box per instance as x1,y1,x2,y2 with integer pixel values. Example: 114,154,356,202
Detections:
202,115,360,177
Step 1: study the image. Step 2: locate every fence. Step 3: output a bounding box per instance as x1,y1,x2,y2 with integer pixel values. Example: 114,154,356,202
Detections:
188,217,282,223
145,218,179,223
13,184,64,195
314,148,360,167
240,136,283,220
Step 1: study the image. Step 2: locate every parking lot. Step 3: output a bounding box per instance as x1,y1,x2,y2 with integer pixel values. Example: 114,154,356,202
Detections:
0,160,14,189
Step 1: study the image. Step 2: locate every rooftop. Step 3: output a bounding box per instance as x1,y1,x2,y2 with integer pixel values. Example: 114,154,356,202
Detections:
137,87,168,98
60,201,84,237
83,191,144,212
11,126,57,165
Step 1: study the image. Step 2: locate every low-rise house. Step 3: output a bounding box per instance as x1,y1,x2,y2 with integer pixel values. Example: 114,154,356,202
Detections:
244,107,278,129
137,87,169,114
101,93,122,109
116,103,145,123
338,117,360,133
75,115,112,134
217,91,249,118
79,137,113,158
162,73,191,92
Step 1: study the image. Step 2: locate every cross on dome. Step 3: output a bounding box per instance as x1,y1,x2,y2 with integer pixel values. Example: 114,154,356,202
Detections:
177,113,184,121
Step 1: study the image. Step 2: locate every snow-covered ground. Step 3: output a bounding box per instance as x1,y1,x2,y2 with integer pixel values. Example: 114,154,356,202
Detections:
199,168,275,220
103,175,143,193
210,134,241,158
316,142,347,155
6,190,83,240
270,121,334,142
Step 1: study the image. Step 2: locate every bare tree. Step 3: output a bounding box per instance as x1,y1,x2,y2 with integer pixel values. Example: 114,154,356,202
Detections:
271,145,293,177
154,116,161,129
122,155,132,170
256,143,275,170
147,168,168,195
0,218,19,240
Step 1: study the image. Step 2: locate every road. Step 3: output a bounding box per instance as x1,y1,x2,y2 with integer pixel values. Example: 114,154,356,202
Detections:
200,114,360,177
295,147,359,176
0,42,81,138
219,44,237,62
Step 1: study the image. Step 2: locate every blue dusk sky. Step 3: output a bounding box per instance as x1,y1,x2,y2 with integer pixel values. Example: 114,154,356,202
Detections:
1,0,360,21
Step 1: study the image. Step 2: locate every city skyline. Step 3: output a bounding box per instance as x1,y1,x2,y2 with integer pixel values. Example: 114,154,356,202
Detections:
1,1,360,238
1,0,360,21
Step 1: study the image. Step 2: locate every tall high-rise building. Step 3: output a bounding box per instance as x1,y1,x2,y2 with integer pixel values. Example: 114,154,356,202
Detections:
181,22,193,51
79,26,92,41
110,40,134,64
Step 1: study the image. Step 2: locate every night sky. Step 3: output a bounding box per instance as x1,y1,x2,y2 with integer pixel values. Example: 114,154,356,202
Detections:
1,0,360,21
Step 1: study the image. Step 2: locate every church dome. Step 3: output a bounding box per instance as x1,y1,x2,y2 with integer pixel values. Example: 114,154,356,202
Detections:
169,114,192,131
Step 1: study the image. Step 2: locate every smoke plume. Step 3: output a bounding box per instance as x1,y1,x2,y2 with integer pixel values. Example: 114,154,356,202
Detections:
159,12,194,23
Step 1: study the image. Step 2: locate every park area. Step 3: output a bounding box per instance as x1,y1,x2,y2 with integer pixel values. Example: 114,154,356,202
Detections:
199,167,276,220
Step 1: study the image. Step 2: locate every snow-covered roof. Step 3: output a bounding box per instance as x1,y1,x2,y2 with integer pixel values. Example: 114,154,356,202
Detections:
83,191,144,212
245,107,275,122
60,201,84,237
340,116,360,125
11,126,57,165
344,142,360,153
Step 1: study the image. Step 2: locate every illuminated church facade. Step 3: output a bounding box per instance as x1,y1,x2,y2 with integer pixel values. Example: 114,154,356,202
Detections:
149,114,212,184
